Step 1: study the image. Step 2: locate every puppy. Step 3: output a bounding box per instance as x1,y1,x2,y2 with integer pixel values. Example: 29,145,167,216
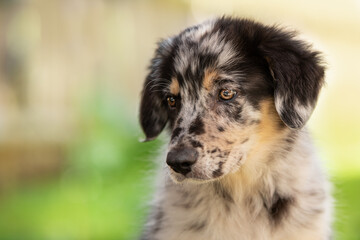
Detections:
139,17,332,240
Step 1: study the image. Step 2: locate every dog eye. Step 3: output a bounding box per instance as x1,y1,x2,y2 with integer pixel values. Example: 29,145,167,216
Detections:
167,96,176,108
219,89,237,101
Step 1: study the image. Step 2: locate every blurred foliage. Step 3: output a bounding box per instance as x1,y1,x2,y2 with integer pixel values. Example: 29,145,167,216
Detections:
334,178,360,240
0,90,163,240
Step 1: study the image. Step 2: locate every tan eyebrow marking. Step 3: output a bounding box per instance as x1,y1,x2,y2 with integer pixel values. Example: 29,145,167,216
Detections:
170,77,180,95
203,69,218,91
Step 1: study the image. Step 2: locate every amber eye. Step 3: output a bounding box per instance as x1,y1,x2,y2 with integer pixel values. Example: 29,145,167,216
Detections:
219,89,237,101
167,96,176,108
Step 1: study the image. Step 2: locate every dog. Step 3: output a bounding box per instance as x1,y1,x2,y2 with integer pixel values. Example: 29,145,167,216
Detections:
139,17,332,240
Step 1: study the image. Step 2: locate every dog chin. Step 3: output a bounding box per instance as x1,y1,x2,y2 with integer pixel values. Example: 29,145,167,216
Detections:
169,169,222,184
168,171,186,183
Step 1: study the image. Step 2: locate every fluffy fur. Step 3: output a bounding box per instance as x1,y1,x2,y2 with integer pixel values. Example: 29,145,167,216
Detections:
139,17,332,240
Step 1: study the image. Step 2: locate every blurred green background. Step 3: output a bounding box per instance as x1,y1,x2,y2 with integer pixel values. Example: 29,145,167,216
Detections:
0,0,359,239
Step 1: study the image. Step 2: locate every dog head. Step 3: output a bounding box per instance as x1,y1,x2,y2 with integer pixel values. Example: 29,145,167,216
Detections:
140,17,325,183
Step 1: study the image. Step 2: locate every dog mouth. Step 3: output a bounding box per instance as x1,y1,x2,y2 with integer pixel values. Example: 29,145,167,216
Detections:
168,166,224,184
168,170,187,183
168,166,209,183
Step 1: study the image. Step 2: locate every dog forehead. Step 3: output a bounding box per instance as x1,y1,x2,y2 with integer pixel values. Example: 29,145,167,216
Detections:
169,69,218,92
172,22,239,86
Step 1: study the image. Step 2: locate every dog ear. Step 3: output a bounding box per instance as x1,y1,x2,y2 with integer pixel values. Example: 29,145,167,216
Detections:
259,29,325,129
139,38,174,141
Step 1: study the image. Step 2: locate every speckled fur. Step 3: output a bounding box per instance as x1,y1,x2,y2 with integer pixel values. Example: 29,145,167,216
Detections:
139,17,332,240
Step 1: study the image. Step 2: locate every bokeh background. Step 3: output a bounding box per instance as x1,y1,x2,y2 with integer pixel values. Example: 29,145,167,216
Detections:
0,0,359,239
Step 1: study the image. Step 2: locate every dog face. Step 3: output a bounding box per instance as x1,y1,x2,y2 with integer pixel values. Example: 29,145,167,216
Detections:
140,17,324,183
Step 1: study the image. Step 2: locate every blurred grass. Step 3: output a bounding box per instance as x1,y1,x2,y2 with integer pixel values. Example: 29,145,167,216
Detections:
0,90,163,240
334,178,360,240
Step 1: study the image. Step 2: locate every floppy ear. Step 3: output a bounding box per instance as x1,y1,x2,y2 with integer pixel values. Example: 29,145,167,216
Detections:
139,38,174,141
259,29,325,129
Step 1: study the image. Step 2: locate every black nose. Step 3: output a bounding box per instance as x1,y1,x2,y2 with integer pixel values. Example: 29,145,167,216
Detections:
166,147,198,175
